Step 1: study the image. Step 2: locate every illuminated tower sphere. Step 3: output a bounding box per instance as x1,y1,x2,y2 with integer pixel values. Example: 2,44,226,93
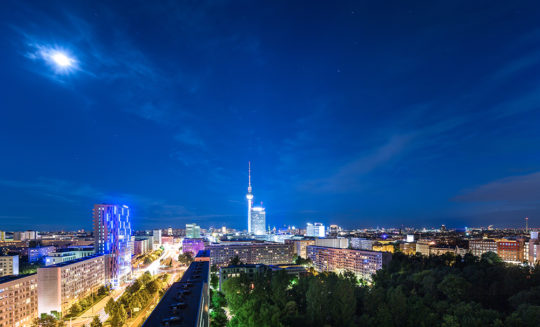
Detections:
93,204,132,288
246,162,254,233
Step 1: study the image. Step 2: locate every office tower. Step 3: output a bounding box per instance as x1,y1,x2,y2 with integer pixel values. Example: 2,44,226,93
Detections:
251,205,266,236
529,232,540,264
0,274,38,326
0,231,5,241
93,204,132,288
307,246,392,281
246,162,254,233
306,223,325,237
186,223,201,238
208,242,294,267
0,255,19,277
38,255,106,315
153,229,162,245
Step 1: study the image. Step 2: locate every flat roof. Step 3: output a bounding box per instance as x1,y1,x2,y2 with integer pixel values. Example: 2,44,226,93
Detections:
143,260,209,327
38,254,104,268
0,273,37,284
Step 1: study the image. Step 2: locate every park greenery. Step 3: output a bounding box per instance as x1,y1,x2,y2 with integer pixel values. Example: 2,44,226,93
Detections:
64,286,110,318
105,272,171,327
32,314,65,327
220,252,540,327
139,248,163,265
178,252,194,266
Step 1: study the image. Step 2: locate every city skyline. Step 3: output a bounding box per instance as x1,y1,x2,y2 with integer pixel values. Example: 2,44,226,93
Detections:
1,1,540,230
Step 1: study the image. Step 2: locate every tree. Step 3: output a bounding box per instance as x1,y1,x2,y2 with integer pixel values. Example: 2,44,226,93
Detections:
110,305,127,327
32,314,63,327
69,302,82,315
90,316,103,327
105,298,116,315
178,253,194,266
211,273,219,289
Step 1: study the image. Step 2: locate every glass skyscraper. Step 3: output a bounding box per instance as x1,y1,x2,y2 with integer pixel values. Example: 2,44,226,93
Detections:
93,204,132,288
251,206,266,236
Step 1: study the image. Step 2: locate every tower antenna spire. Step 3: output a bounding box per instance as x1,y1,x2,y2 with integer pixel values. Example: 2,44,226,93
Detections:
248,161,252,191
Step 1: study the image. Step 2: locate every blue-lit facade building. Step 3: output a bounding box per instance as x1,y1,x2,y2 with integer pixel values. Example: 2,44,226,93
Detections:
250,206,266,236
93,204,132,288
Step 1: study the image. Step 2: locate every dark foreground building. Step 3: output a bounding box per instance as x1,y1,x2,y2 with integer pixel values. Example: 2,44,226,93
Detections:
143,251,210,327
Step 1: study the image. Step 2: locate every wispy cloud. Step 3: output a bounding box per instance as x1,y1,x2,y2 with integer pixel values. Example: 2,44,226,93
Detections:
454,171,540,203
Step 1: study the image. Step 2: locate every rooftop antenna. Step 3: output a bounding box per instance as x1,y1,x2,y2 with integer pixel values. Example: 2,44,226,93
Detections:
248,161,252,192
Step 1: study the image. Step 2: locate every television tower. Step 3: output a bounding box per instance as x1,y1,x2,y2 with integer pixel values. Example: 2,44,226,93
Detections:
246,162,254,234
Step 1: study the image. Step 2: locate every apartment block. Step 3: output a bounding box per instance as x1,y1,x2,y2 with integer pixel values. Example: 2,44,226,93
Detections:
307,245,392,281
38,255,106,315
0,274,38,327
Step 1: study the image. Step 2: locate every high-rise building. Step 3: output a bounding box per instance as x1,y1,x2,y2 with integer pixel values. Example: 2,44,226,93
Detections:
0,255,19,277
251,206,266,236
307,246,392,281
93,204,132,288
186,224,201,238
38,255,106,315
306,223,325,238
286,239,316,258
153,229,162,245
497,239,524,263
0,231,5,241
0,274,38,327
208,242,294,267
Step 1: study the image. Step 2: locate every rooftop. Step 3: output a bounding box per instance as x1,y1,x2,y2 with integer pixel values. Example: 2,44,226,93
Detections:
0,273,36,284
143,260,209,327
38,254,104,268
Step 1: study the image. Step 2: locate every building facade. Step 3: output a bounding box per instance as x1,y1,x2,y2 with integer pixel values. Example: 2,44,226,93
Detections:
134,237,152,256
183,238,205,256
250,206,266,236
287,239,316,258
307,246,392,281
186,224,201,239
44,246,95,266
208,242,294,267
469,239,498,258
0,274,38,327
27,246,56,263
93,204,132,288
0,256,19,277
315,238,349,249
350,238,374,250
497,239,524,263
306,223,325,238
37,255,106,315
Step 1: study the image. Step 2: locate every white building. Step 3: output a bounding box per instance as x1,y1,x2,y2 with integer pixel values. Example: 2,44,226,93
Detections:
306,223,325,238
251,206,266,236
38,255,106,315
315,238,349,249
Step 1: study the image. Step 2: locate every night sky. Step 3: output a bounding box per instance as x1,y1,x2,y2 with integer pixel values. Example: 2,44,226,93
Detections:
1,1,539,231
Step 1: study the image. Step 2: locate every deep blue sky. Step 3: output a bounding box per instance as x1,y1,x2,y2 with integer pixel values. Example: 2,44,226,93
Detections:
1,1,539,231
